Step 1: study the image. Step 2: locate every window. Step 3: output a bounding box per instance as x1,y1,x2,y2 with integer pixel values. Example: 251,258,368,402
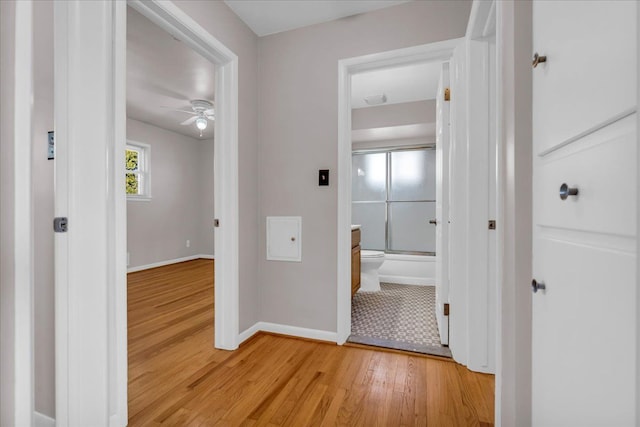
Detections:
126,141,151,200
352,147,436,254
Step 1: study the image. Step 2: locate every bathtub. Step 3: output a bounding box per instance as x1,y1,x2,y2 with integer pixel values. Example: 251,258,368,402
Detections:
378,253,435,286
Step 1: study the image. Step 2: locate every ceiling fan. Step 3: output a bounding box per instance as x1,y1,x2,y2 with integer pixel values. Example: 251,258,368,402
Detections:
165,99,215,136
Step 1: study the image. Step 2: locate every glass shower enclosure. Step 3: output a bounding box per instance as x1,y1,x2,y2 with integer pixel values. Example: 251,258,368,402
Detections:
352,147,436,254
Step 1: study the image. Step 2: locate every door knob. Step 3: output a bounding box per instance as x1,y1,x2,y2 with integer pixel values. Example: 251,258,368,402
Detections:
429,219,438,225
559,183,579,200
532,52,547,68
531,279,546,294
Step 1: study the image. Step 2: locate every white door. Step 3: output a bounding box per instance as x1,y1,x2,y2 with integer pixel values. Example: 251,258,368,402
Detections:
532,2,637,425
435,61,450,346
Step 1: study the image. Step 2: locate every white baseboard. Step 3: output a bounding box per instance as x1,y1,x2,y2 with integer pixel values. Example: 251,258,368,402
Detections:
379,275,434,286
34,411,55,427
127,254,214,273
238,322,261,343
238,321,337,345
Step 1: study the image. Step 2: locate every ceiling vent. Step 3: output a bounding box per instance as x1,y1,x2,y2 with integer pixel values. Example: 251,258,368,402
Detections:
364,94,387,106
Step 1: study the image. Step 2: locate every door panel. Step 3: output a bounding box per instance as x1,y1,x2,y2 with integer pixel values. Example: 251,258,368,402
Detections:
532,0,636,155
532,1,637,425
532,235,635,426
536,116,636,237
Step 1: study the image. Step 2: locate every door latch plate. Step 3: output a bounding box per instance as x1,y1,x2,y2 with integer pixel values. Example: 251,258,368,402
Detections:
54,217,68,233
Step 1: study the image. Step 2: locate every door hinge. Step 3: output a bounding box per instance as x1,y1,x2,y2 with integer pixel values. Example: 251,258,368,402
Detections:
53,217,68,233
444,87,450,101
444,303,450,316
488,220,496,230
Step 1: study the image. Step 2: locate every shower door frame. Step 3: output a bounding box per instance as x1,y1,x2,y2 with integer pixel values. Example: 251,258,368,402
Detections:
351,146,437,256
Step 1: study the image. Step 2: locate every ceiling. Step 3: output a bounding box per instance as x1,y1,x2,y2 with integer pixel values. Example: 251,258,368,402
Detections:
351,61,442,109
350,61,442,143
127,7,216,140
224,0,411,37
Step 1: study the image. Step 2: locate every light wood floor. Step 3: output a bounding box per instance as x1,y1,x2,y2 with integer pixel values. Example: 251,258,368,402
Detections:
128,259,494,426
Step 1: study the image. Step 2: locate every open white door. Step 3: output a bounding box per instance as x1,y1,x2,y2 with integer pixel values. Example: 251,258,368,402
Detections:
54,1,127,425
532,1,637,425
434,62,450,346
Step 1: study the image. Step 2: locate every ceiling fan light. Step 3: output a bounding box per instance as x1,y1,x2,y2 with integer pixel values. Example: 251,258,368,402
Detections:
195,117,207,130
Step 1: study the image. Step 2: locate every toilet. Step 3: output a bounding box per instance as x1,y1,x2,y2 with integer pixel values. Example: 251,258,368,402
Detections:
359,250,385,292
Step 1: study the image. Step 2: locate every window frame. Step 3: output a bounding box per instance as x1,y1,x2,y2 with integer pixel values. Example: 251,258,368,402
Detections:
125,140,151,201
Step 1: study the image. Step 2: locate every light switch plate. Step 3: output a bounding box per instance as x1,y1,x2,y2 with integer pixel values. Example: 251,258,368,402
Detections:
319,169,329,186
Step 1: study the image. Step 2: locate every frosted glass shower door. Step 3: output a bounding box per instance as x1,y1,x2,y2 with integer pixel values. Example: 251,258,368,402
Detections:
388,149,436,254
352,148,436,254
352,152,386,250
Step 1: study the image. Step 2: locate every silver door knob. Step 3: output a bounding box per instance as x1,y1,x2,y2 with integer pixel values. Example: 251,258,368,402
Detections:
559,183,579,200
531,279,546,293
429,219,437,225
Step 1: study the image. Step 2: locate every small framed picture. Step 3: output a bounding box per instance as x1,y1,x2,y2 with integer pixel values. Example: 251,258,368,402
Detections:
47,131,54,160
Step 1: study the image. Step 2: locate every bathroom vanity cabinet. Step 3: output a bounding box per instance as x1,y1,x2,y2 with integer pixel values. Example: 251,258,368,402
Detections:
351,228,361,296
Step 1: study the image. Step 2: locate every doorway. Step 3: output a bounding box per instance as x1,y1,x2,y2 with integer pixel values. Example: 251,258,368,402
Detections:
347,68,450,356
337,40,460,354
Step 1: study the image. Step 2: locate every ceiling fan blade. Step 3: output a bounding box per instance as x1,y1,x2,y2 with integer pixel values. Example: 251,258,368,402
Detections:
205,115,215,120
204,108,215,115
180,116,198,126
160,106,197,115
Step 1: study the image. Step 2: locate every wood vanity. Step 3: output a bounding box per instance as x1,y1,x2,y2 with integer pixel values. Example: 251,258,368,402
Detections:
351,227,361,296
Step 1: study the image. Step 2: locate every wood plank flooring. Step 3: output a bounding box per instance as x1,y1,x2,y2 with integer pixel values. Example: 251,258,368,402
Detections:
128,259,495,426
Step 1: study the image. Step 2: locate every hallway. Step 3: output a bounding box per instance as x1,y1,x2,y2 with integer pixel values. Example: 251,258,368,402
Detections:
127,259,494,426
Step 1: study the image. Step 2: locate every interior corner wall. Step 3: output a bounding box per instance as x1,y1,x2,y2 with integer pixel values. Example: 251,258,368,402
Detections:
172,1,260,332
257,0,472,332
0,1,17,424
126,118,213,269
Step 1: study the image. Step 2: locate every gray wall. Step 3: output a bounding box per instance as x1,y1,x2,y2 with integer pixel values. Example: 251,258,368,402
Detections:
175,1,260,332
1,1,17,424
352,100,435,130
126,119,214,268
257,1,472,331
32,0,55,418
498,0,533,425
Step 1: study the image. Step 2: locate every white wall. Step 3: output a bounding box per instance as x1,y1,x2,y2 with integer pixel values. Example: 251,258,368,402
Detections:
257,1,472,332
126,118,214,269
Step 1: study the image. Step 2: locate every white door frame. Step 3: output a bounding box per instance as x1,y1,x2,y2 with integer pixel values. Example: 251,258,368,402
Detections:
128,0,240,351
336,38,462,344
0,0,35,425
54,1,238,425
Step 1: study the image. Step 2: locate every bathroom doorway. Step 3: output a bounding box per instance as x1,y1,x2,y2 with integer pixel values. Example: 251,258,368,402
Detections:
346,59,452,357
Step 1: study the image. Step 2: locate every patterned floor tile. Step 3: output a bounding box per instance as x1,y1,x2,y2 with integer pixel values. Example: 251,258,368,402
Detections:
348,283,451,357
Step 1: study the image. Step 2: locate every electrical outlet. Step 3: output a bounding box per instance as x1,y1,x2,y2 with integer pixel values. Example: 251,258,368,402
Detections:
186,240,190,248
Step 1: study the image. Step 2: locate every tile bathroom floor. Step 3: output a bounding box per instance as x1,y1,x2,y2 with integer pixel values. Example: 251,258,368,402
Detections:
348,283,452,358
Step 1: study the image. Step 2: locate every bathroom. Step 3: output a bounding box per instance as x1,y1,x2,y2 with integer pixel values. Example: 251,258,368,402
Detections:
348,59,448,357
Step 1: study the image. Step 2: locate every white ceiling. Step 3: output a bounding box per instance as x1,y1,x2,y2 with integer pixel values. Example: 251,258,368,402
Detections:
351,61,442,109
127,7,216,140
224,0,411,37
